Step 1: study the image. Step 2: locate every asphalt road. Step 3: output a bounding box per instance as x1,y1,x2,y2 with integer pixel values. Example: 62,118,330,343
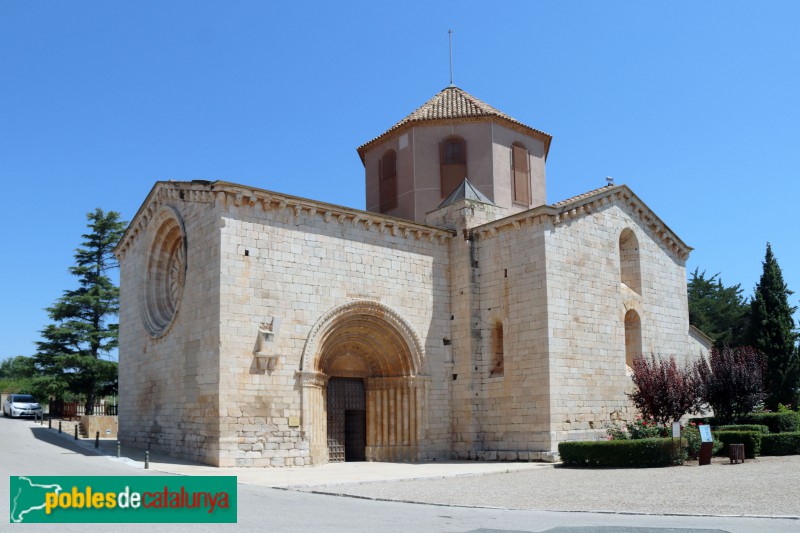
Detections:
0,416,796,532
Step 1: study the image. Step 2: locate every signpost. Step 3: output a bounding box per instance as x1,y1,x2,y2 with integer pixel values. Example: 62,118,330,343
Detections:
698,424,713,465
671,422,682,465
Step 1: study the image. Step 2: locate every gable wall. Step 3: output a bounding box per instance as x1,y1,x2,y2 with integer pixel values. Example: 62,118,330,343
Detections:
117,195,222,465
544,199,690,444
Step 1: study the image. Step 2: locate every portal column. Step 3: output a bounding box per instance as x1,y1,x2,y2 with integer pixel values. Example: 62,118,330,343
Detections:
297,371,329,465
365,376,430,462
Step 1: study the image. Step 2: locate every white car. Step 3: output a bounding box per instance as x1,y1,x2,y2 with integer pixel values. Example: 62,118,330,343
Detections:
3,394,43,418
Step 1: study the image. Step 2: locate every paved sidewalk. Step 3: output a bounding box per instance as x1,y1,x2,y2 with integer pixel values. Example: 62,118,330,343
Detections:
42,419,548,487
36,419,800,519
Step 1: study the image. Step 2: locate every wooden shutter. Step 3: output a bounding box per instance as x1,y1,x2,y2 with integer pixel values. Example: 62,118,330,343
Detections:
379,151,397,212
440,138,467,197
512,144,530,204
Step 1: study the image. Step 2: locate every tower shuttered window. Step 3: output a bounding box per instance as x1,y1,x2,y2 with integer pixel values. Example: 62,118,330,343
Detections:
512,143,530,204
379,150,397,213
440,136,466,198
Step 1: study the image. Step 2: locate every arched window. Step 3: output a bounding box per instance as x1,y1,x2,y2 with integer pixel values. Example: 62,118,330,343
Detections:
511,142,530,205
619,228,641,293
440,136,466,198
379,149,397,213
490,322,504,377
624,309,642,369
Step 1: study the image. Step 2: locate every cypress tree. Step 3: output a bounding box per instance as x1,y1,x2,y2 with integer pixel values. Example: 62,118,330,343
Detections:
749,243,799,409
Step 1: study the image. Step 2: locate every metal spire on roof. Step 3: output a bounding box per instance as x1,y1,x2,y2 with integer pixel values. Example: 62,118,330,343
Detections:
448,29,454,87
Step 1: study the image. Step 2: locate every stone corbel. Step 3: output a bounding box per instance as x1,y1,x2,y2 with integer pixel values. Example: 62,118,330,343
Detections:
254,317,283,371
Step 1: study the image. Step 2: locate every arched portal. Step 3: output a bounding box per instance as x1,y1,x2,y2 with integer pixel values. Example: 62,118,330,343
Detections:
298,301,427,464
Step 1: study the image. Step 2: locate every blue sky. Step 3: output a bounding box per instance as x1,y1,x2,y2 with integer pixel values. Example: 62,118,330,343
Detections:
2,2,799,359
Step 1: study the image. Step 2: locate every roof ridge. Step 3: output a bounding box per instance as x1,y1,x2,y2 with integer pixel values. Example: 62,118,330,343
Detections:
452,87,514,120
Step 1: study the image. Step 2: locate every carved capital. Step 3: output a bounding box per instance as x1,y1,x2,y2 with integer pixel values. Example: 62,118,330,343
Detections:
296,371,329,389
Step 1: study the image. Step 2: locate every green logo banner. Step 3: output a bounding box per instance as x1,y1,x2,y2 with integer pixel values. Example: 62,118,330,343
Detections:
9,476,237,523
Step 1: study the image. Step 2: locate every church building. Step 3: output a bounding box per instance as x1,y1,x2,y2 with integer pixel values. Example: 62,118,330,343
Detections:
116,86,699,467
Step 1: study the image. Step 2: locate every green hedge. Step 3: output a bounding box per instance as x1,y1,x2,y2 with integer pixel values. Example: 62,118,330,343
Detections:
689,412,799,433
738,412,799,434
559,438,685,468
716,424,770,434
761,432,800,456
713,431,762,458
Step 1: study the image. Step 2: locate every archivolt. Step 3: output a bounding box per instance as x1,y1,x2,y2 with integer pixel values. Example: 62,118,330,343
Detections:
300,300,424,377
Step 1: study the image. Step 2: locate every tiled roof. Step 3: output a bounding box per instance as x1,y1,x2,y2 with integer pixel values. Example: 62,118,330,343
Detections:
397,86,516,124
551,185,617,208
437,178,496,209
357,86,551,159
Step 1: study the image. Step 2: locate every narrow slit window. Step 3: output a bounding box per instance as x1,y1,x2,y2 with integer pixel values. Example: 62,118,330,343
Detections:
624,309,642,370
490,322,504,377
619,228,641,293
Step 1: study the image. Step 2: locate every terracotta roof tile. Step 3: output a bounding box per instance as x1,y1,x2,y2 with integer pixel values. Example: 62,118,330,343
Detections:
357,86,551,158
398,86,516,124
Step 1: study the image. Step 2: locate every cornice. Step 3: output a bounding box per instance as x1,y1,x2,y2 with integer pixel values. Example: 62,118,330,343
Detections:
470,185,692,261
357,116,552,164
115,180,455,260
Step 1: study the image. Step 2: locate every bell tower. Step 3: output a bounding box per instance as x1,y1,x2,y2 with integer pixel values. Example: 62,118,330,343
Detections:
357,86,552,224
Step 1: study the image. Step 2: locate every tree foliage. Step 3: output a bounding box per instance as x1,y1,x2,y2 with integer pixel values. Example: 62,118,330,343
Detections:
33,209,126,412
0,356,38,395
688,269,750,348
748,243,799,409
628,354,702,424
695,346,766,424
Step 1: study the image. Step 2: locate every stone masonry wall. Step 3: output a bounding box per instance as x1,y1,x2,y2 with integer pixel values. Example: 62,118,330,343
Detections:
545,196,690,446
117,187,222,465
215,190,453,467
469,219,553,459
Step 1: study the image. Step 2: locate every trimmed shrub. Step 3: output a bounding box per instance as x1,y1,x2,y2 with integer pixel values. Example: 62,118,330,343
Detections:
559,438,685,468
738,412,799,434
713,431,762,458
716,424,770,434
761,432,800,456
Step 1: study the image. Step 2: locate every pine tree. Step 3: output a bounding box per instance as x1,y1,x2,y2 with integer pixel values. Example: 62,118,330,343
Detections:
688,269,750,347
34,209,126,413
749,243,799,409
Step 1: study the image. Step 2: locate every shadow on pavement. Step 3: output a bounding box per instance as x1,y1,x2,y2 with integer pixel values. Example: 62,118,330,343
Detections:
29,425,106,458
29,422,209,469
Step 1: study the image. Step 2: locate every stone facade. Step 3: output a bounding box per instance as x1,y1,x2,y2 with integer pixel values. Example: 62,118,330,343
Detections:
117,86,695,467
